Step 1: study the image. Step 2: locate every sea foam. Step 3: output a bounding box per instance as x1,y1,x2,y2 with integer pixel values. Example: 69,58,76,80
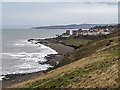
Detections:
1,39,57,80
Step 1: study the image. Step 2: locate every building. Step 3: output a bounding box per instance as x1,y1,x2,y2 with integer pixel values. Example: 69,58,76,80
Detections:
91,31,99,35
81,30,88,35
66,30,70,35
61,34,70,37
78,29,82,36
61,30,70,37
72,30,78,36
98,30,104,32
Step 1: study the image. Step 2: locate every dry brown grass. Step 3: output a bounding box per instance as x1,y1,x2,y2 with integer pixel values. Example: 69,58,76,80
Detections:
66,63,118,88
8,36,119,88
8,52,116,88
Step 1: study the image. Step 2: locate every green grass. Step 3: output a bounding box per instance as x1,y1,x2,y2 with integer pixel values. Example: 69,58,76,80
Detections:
11,35,119,88
59,38,91,47
28,78,50,88
109,49,118,56
27,56,117,88
57,36,119,67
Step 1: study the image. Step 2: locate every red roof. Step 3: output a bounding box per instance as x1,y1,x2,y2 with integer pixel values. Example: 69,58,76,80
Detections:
98,30,104,32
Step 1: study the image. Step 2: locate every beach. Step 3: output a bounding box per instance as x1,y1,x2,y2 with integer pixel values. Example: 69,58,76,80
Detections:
2,39,74,88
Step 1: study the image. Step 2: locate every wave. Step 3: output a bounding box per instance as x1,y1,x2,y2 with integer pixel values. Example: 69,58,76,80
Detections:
1,39,57,80
0,76,5,81
13,40,35,47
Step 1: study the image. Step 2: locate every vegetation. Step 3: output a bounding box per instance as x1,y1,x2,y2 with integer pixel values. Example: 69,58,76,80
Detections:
109,49,118,56
56,36,118,67
58,37,91,47
26,56,117,88
8,34,119,88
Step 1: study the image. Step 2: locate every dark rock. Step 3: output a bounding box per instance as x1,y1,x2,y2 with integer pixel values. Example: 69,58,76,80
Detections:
106,43,111,46
28,39,35,42
109,40,113,42
38,61,48,65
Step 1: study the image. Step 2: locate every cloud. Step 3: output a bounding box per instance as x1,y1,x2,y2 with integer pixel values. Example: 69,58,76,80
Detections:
2,2,118,28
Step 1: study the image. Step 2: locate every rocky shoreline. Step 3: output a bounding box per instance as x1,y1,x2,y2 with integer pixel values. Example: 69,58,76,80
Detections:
2,38,74,88
27,39,64,66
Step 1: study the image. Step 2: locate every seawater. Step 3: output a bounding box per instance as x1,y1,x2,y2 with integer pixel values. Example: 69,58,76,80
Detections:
1,28,69,80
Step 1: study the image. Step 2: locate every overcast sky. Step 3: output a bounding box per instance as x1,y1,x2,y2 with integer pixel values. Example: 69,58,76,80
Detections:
2,2,118,28
1,0,120,2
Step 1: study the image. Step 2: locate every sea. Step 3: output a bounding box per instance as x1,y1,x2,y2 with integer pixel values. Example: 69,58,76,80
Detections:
1,28,70,80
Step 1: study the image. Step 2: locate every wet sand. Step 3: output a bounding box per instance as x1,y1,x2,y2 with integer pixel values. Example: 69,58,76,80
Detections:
2,40,74,88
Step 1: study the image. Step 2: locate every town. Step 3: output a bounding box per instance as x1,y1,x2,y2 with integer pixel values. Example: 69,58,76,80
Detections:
59,25,117,37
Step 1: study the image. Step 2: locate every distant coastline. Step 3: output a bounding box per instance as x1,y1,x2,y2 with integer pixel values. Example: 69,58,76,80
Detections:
32,24,115,29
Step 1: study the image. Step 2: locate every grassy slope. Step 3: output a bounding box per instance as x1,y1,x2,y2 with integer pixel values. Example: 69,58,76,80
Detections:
58,37,91,47
57,36,119,67
9,36,119,88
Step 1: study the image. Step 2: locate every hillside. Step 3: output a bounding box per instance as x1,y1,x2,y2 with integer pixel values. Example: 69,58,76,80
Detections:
56,36,119,67
8,33,119,88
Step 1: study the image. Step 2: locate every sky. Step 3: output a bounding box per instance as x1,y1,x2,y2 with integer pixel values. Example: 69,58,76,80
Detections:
1,0,120,2
2,2,118,29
